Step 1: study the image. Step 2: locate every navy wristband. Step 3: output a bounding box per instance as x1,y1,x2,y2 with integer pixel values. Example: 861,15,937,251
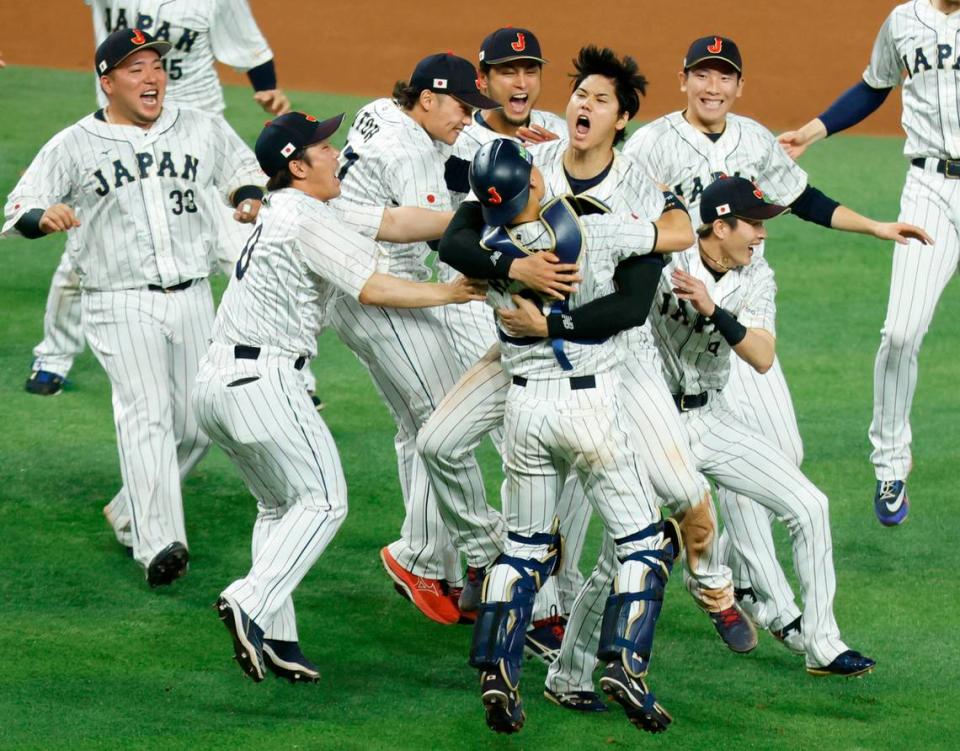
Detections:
708,305,747,346
247,60,278,92
15,208,46,239
232,186,264,207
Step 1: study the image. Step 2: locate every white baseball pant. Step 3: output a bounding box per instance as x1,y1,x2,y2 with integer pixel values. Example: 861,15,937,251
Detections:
193,342,349,640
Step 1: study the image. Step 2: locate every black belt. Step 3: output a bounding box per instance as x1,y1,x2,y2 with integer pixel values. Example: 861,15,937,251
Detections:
673,391,709,412
512,374,596,390
234,344,306,371
147,279,195,293
911,157,960,179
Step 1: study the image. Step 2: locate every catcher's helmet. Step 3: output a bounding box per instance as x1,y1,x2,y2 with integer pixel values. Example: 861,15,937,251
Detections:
469,138,533,226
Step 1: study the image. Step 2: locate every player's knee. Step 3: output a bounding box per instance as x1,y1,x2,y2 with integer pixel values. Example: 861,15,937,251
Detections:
881,318,928,356
416,421,446,465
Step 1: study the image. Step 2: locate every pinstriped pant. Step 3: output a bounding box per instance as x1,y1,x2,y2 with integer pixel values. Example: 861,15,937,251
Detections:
331,296,464,581
870,166,960,481
82,281,213,567
193,342,346,640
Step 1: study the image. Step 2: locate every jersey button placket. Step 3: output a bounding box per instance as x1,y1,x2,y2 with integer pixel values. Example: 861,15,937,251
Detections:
142,134,177,286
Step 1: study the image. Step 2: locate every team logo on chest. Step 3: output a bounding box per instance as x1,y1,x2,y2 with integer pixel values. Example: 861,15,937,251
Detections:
902,43,960,77
92,151,200,197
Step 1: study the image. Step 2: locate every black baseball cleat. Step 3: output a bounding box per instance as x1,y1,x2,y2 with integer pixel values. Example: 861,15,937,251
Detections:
708,603,758,653
146,542,189,587
215,594,265,682
263,639,320,683
543,687,608,713
25,369,65,396
807,650,876,677
480,668,525,734
599,662,672,734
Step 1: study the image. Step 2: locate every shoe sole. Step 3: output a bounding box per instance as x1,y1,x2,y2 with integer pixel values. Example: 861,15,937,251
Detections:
600,676,672,734
482,690,525,734
262,644,320,684
379,548,459,625
806,664,875,678
215,597,264,682
147,546,189,587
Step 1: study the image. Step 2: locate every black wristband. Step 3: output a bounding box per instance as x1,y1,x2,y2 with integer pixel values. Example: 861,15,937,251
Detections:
14,208,46,239
247,60,278,92
232,186,265,207
708,305,747,346
662,190,688,215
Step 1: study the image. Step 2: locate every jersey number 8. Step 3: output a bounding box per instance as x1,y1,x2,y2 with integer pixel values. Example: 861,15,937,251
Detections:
235,224,263,280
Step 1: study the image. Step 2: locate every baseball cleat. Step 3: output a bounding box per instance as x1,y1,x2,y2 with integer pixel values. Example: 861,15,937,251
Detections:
379,547,460,625
215,594,265,682
771,616,805,655
102,501,133,550
480,668,525,734
599,662,672,734
458,566,486,612
543,687,608,713
524,613,566,664
807,649,876,678
308,391,324,411
874,480,909,526
25,369,65,396
708,603,758,653
263,639,320,683
145,542,189,587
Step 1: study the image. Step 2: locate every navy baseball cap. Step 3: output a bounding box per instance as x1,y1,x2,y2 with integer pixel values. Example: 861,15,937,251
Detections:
410,53,499,110
469,138,534,226
479,27,547,66
95,28,171,75
255,111,344,177
683,36,742,73
699,176,788,225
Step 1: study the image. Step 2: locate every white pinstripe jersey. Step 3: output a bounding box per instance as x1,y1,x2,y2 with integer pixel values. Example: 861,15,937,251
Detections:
2,106,264,291
334,98,451,282
863,1,960,158
532,140,668,353
650,247,777,394
212,190,381,358
623,112,808,230
490,210,659,379
86,0,273,115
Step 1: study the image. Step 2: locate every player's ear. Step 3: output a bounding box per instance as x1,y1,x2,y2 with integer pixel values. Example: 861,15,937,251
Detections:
419,89,435,111
735,76,744,98
677,70,688,93
100,74,113,96
476,71,490,95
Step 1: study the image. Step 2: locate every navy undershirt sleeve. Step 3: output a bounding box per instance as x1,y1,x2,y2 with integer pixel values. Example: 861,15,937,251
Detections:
438,201,512,279
247,60,278,92
818,80,892,136
788,185,841,228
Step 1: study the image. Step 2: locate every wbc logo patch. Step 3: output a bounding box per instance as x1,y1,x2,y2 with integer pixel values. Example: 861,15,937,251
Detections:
281,143,296,157
98,60,108,73
433,78,448,89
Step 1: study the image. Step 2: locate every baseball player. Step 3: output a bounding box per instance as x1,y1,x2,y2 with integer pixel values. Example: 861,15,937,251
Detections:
422,46,751,685
623,35,931,648
196,111,483,683
3,28,265,585
26,0,290,399
548,178,878,696
462,138,680,735
778,0,959,526
330,53,498,626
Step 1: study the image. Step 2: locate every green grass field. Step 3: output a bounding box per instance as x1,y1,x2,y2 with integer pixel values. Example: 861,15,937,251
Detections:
1,66,958,750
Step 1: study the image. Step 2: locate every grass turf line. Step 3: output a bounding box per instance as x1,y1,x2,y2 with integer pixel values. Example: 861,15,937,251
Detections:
1,66,959,750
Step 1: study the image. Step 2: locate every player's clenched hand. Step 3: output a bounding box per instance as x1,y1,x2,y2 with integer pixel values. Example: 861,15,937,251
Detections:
39,204,80,234
672,269,716,316
446,275,488,303
253,89,291,116
873,222,933,245
498,295,548,338
517,124,560,145
508,252,580,301
233,200,262,224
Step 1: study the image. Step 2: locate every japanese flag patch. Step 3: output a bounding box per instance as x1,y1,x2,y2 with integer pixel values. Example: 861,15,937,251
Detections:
281,143,296,157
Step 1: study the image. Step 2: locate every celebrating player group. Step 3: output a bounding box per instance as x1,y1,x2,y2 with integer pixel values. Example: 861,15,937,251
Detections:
3,0,957,737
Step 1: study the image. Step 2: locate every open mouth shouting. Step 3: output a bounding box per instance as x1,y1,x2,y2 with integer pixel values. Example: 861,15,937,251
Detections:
575,113,591,137
141,88,160,107
506,93,529,117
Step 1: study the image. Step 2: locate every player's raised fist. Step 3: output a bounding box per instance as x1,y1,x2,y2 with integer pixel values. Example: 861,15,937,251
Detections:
233,200,262,224
39,204,81,234
253,89,291,116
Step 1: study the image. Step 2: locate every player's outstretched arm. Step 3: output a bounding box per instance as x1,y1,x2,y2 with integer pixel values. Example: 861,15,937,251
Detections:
672,268,775,373
827,205,933,245
378,207,454,244
358,272,485,309
652,201,694,253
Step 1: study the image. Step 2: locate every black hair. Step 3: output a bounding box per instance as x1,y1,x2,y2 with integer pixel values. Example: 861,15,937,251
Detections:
569,45,647,145
696,216,738,239
392,80,425,110
266,146,308,192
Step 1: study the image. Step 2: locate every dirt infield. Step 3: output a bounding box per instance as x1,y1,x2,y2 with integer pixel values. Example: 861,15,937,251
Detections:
2,0,902,134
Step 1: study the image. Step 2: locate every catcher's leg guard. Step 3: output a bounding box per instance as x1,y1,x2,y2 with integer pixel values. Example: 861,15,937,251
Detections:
598,518,682,678
469,525,563,685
